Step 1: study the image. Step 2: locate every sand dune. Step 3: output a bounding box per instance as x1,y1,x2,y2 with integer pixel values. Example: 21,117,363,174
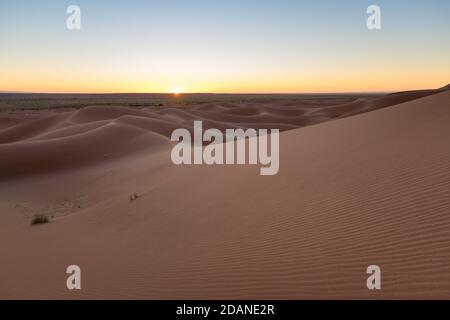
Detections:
0,87,449,299
1,87,444,178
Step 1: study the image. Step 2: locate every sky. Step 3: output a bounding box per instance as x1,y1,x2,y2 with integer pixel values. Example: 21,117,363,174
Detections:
0,0,449,93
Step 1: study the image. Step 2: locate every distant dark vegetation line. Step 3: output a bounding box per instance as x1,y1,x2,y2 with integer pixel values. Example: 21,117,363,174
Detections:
0,93,382,111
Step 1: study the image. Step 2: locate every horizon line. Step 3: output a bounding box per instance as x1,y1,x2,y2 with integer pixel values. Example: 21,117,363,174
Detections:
3,84,448,96
0,90,395,95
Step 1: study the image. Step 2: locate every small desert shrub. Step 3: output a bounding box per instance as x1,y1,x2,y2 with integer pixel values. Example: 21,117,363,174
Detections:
31,214,49,225
129,192,139,202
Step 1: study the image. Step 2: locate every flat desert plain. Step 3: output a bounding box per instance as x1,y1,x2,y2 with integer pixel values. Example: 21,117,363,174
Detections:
0,85,449,299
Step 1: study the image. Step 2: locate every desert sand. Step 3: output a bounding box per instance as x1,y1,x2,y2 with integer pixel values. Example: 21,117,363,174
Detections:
0,85,449,299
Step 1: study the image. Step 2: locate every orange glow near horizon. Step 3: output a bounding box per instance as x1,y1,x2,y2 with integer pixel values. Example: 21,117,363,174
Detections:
1,44,449,94
1,55,449,94
1,71,448,94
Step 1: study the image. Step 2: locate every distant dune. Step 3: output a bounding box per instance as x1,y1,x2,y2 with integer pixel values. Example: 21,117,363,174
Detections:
0,86,449,298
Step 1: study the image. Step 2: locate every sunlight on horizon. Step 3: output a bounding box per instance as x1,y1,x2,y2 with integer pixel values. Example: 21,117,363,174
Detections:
169,86,184,95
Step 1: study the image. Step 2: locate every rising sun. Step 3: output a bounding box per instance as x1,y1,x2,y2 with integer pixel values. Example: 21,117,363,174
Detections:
170,86,184,95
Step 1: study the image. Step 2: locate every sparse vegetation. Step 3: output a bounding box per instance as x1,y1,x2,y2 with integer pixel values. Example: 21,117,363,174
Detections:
30,214,49,225
129,192,139,202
